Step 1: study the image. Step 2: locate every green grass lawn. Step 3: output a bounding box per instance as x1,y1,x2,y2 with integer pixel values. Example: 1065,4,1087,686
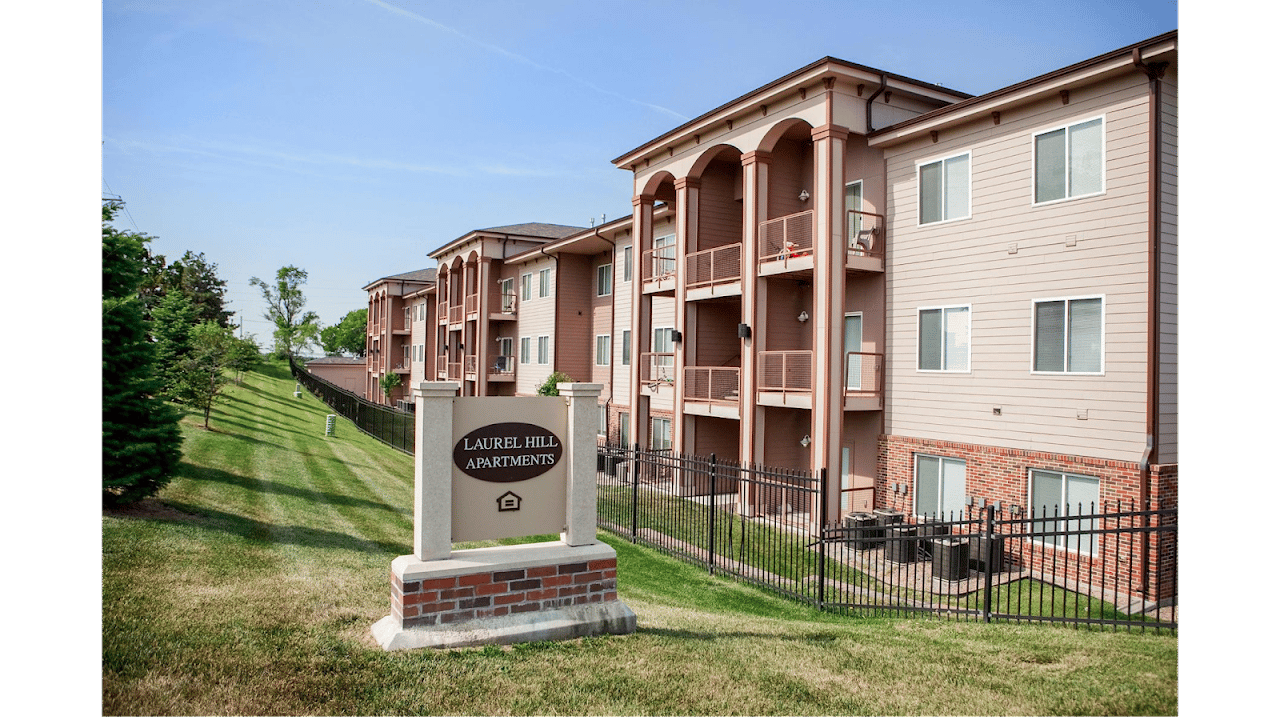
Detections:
102,361,1177,715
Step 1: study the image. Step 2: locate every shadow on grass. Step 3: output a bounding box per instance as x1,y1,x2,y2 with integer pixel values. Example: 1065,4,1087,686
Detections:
148,498,411,555
633,626,847,643
178,462,408,516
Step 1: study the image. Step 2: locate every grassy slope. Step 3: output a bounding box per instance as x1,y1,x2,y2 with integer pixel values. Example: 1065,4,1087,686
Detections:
102,362,1176,716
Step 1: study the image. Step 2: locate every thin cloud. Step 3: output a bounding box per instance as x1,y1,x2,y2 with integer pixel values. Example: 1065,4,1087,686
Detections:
362,0,689,122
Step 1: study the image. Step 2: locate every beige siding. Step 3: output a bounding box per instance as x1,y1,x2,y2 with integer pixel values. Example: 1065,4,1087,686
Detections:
612,234,634,402
884,72,1156,461
515,256,557,396
1158,66,1177,464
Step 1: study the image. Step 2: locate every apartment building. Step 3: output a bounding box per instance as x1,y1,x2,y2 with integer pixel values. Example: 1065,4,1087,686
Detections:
372,31,1177,530
363,268,436,408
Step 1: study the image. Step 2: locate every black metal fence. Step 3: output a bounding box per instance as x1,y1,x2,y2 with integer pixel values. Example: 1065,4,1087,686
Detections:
289,359,414,454
597,443,1176,633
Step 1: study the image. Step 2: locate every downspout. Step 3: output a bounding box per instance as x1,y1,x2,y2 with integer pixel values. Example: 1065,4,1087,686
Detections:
1133,46,1168,597
865,74,887,134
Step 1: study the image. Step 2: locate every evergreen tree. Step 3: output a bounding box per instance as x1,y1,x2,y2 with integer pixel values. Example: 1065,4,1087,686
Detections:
151,288,197,397
170,251,233,327
102,203,183,506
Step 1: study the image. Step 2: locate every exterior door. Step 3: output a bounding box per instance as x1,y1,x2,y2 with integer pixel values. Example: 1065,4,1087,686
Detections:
844,313,863,390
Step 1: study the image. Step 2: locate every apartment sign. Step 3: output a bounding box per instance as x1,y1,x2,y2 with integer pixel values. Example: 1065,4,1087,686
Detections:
451,397,568,543
453,422,563,483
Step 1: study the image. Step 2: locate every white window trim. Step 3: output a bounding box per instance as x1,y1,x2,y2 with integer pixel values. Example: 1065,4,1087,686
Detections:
595,334,611,366
916,150,972,227
651,417,672,451
597,263,613,297
519,336,531,364
521,273,532,302
1027,467,1100,556
915,304,972,373
1031,114,1107,207
537,335,550,365
538,268,551,298
1029,294,1106,376
621,329,631,366
621,245,633,282
598,404,608,438
912,453,967,519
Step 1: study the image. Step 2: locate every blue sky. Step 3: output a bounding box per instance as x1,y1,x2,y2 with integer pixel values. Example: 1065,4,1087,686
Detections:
96,0,1177,341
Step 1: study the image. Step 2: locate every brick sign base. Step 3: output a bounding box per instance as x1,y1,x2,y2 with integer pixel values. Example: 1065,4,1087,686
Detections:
372,541,636,650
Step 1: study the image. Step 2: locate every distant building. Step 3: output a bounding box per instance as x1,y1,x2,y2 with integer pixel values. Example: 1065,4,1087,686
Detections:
305,356,366,397
362,268,436,408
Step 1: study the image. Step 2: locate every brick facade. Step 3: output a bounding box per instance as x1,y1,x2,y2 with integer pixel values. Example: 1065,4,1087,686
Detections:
391,557,618,629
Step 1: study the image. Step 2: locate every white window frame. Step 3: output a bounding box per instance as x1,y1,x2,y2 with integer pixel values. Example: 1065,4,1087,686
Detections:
597,262,613,297
845,179,864,246
519,336,531,364
621,330,631,366
521,273,532,302
538,268,551,298
1028,468,1100,556
1032,115,1106,206
916,150,971,226
621,245,633,282
916,304,972,373
653,233,676,277
499,277,515,312
619,412,630,448
598,405,608,437
537,335,549,365
595,334,611,366
913,454,967,519
1030,295,1105,375
651,417,672,451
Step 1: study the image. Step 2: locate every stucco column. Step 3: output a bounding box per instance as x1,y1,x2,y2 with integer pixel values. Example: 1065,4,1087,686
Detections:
673,177,699,456
628,195,655,450
739,151,770,515
558,383,604,546
476,257,491,397
414,381,460,560
811,123,849,528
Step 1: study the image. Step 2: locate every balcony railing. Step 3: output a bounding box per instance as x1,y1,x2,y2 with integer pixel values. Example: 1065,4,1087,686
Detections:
465,354,478,375
643,246,677,283
436,355,447,377
640,352,676,385
847,210,886,260
447,362,462,381
758,350,812,393
843,351,884,396
497,292,517,315
759,209,814,265
488,355,515,376
438,302,448,322
465,294,479,317
448,304,463,324
686,243,742,290
684,366,740,403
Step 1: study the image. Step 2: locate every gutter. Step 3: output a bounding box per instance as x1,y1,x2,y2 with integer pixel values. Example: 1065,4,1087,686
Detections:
1133,44,1169,597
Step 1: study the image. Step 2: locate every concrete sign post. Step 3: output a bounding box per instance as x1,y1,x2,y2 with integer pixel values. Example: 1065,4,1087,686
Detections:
372,382,636,650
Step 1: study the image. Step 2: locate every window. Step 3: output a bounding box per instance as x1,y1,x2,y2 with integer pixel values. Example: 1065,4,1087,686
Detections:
918,305,971,372
651,417,672,451
598,405,608,436
595,335,611,366
619,412,630,448
918,152,970,225
538,268,551,298
652,327,675,381
622,245,633,282
520,337,531,364
845,180,864,245
621,330,631,366
499,278,515,312
1034,117,1103,204
521,273,532,302
537,335,549,365
1029,469,1100,554
1033,296,1103,373
653,234,676,277
914,455,967,519
496,337,513,372
597,263,613,297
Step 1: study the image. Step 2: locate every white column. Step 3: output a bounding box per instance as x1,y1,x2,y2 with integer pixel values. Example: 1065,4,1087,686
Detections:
414,381,460,560
558,382,603,546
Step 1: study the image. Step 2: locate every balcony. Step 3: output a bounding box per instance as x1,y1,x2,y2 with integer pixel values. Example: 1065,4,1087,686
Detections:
464,354,478,377
446,362,462,381
843,352,884,411
640,352,675,395
436,355,447,379
437,302,448,322
491,292,518,318
758,210,814,277
684,366,740,419
465,294,480,319
846,210,886,274
642,246,677,295
757,350,812,408
487,355,516,381
448,304,463,326
686,243,742,300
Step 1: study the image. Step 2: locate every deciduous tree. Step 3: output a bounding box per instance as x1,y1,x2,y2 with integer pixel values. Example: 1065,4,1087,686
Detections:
173,321,236,429
249,266,320,359
320,308,367,356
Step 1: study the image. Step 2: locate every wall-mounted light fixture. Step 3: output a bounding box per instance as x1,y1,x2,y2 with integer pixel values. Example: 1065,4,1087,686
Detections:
737,323,751,339
800,434,811,448
671,329,683,343
798,190,810,202
798,311,809,323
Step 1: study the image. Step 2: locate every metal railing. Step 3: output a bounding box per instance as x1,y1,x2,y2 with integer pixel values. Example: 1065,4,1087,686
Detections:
498,292,517,314
488,355,515,375
686,243,742,289
290,358,414,455
640,352,676,384
464,354,478,375
758,350,812,394
448,304,463,324
843,351,883,398
595,443,1177,632
643,246,677,282
846,210,885,260
465,294,479,317
437,302,448,322
759,210,814,264
684,366,740,403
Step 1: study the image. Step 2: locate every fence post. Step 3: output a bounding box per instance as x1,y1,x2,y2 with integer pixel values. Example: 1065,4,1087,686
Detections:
631,443,640,543
817,468,828,609
982,503,995,623
708,454,717,576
